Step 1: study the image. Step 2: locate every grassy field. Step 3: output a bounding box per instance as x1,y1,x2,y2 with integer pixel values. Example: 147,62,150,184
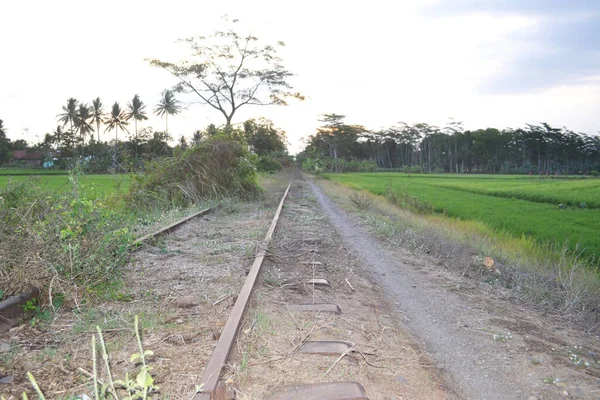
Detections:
323,173,600,262
0,170,131,198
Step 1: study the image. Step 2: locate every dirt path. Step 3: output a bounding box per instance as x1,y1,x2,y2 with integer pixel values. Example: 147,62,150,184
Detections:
309,180,600,400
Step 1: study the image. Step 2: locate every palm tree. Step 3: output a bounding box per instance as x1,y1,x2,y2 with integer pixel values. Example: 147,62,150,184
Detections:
104,102,128,152
57,98,79,153
90,97,104,143
125,94,148,159
74,104,94,157
154,89,181,133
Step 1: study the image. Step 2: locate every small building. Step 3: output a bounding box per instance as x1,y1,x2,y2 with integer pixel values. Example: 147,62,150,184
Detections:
12,150,43,167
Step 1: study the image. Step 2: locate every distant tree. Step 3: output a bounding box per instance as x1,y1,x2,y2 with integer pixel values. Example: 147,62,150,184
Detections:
57,98,79,153
74,104,94,156
178,135,188,150
0,120,13,165
104,102,129,149
10,139,28,150
317,114,364,173
148,17,303,126
125,94,148,159
154,89,181,133
90,97,104,143
147,130,172,158
243,118,287,156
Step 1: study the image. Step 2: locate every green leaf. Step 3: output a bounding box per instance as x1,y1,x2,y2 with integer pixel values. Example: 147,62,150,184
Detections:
130,353,141,362
143,350,154,357
136,369,153,388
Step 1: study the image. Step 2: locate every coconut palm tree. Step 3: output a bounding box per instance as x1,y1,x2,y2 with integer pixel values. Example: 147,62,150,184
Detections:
154,89,181,133
57,98,79,153
74,104,94,157
90,97,104,143
125,94,148,159
104,102,128,151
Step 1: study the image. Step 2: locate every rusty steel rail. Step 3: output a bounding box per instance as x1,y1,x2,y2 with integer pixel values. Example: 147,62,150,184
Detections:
130,206,213,249
194,183,292,400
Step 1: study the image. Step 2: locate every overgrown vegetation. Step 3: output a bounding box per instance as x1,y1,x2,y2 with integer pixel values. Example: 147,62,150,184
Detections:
129,134,260,209
0,172,133,299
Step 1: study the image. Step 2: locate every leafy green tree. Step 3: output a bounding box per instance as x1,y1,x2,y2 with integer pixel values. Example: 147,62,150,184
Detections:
125,94,148,159
0,119,13,165
154,89,181,133
90,97,104,143
243,118,287,156
146,130,172,158
148,17,303,126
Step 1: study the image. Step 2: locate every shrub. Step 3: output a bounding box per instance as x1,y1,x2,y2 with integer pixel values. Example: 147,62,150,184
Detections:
129,134,260,209
0,175,134,300
591,170,599,178
257,155,282,173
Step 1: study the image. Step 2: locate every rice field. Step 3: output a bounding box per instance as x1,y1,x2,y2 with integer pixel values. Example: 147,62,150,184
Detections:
323,173,600,261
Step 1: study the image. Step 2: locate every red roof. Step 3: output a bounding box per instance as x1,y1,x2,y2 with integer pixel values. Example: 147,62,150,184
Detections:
12,151,43,160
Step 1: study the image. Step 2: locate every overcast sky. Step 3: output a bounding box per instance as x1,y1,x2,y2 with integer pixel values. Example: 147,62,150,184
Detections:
1,0,599,153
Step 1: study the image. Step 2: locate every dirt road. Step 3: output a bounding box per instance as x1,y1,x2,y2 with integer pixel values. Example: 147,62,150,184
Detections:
310,179,600,399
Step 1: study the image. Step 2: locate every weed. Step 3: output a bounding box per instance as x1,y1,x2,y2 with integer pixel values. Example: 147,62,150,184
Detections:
349,191,374,210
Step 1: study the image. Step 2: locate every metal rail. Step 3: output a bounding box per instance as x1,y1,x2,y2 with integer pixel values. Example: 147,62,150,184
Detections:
131,206,213,248
193,182,292,400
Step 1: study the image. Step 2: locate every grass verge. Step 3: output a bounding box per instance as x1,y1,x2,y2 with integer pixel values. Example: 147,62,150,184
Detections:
315,176,600,332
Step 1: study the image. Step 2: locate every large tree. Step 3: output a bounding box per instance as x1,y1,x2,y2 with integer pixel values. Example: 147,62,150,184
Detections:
243,118,287,156
125,94,148,159
154,89,181,133
148,18,303,126
90,97,104,143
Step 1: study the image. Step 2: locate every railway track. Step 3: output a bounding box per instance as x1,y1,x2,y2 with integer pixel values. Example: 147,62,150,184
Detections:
192,182,372,400
2,179,444,398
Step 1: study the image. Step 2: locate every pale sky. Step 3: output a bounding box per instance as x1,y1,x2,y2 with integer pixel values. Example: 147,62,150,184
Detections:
1,0,599,154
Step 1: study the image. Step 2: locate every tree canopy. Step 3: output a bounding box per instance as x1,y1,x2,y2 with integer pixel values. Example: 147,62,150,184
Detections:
148,18,303,125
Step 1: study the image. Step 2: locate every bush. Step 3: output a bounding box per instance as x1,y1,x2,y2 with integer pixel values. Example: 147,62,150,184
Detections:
591,170,599,178
257,155,282,173
129,134,260,209
0,175,134,300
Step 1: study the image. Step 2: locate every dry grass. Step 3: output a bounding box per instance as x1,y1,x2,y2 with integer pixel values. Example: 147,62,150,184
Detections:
315,176,600,332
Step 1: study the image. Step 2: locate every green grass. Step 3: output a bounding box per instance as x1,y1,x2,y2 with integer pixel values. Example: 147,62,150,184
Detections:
0,173,131,198
323,173,600,261
0,168,69,176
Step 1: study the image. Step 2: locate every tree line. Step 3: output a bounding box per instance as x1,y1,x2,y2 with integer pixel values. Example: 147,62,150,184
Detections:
298,114,600,175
